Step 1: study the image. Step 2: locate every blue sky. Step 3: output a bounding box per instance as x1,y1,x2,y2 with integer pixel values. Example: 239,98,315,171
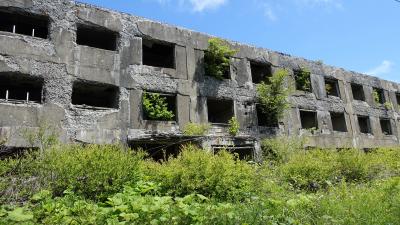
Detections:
79,0,400,83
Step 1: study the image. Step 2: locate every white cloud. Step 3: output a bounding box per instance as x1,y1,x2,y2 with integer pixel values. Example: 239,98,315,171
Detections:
366,60,394,76
153,0,228,12
254,0,342,21
190,0,228,12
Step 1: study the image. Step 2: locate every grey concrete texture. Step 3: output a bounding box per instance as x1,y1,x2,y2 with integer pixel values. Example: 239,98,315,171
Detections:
0,0,398,156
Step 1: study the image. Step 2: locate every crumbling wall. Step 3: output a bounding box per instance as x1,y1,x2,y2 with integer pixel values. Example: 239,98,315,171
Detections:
0,0,398,158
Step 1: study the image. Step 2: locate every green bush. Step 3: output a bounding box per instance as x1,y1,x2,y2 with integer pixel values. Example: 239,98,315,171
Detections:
228,117,240,136
261,136,306,164
257,69,292,126
183,123,210,136
0,145,143,203
294,67,311,92
35,144,143,200
278,149,340,191
142,92,175,121
204,38,237,80
142,144,258,201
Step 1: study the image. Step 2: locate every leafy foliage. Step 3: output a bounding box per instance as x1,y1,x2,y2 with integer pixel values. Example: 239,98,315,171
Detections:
294,67,311,92
257,69,292,126
142,144,258,201
183,123,210,136
142,92,175,121
372,89,380,104
228,117,240,136
2,138,400,224
204,38,237,80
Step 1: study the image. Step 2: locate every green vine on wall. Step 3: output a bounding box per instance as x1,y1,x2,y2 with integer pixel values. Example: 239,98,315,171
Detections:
294,67,311,92
257,69,292,126
142,92,175,121
204,38,237,80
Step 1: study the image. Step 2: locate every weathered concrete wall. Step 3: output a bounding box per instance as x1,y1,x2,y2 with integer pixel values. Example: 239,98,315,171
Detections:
0,0,399,157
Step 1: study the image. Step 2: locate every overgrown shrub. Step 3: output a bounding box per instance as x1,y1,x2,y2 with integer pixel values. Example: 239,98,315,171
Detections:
142,144,258,201
257,69,292,126
183,123,210,136
294,67,311,92
261,136,306,164
278,149,340,191
142,92,175,121
204,38,237,80
0,145,143,203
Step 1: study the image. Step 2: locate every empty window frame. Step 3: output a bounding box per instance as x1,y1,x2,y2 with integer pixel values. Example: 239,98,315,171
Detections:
250,62,272,84
76,24,118,51
351,83,365,101
330,112,347,132
373,88,385,104
207,98,234,124
256,104,278,127
299,110,318,129
213,145,254,160
396,93,400,107
71,81,119,109
130,142,182,162
325,78,340,97
142,39,175,69
142,92,177,121
0,73,44,103
357,116,372,134
0,10,49,39
380,118,393,135
294,69,312,92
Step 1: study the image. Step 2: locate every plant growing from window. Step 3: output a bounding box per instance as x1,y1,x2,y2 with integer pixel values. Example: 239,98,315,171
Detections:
142,92,175,121
384,102,393,110
372,89,380,104
257,69,292,126
294,67,311,92
325,83,333,96
204,38,237,80
228,117,240,136
183,123,211,136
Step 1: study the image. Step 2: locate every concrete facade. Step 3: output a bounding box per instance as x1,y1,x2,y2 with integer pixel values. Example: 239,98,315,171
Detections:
0,0,399,158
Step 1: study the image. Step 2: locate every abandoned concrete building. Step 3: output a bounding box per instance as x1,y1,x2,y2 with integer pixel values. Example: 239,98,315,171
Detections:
0,0,399,160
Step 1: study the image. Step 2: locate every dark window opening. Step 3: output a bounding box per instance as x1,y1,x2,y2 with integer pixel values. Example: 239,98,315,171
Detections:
373,88,385,104
76,24,118,51
250,62,272,84
380,119,393,135
330,112,347,132
130,142,182,162
300,110,318,129
351,83,365,101
207,98,234,124
0,10,49,39
142,92,176,121
256,104,278,127
0,73,44,104
396,93,400,107
71,81,119,109
358,116,372,134
143,39,175,69
325,78,340,97
294,69,312,92
213,145,254,161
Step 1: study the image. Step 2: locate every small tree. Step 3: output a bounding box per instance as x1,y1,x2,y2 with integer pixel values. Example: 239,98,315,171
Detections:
142,92,175,121
204,38,237,80
257,69,292,126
